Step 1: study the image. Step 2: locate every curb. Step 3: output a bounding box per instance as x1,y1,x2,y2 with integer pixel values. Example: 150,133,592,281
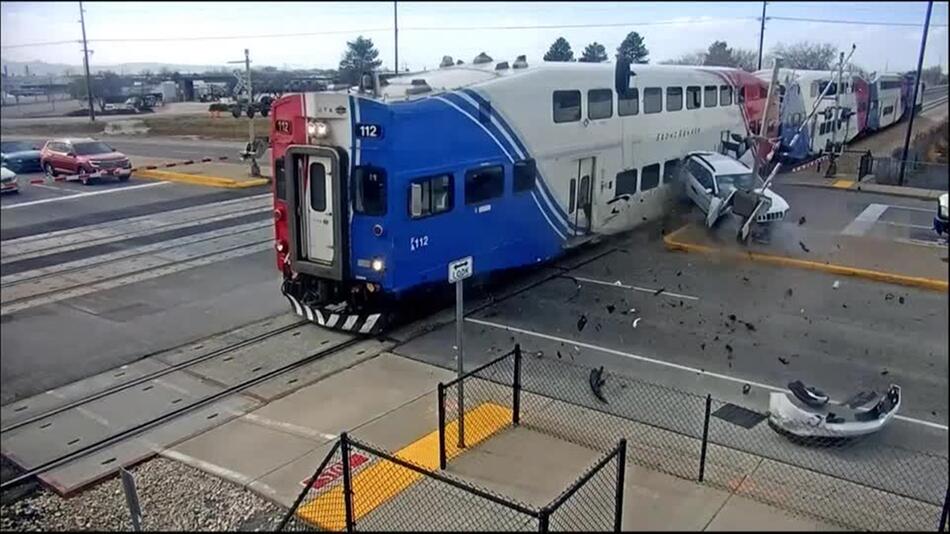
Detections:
663,226,948,293
780,180,944,201
134,169,269,189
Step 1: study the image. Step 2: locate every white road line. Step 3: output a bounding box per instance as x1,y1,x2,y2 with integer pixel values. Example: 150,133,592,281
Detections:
842,203,890,236
878,220,933,230
885,205,936,213
467,317,949,432
571,275,700,301
0,181,169,210
29,183,75,194
242,412,337,442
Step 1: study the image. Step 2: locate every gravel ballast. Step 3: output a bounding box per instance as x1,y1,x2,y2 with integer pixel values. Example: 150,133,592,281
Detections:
1,457,285,531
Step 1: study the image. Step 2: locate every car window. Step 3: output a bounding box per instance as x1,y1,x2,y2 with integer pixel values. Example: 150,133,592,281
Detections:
716,172,761,191
686,159,714,189
73,142,114,155
1,142,34,152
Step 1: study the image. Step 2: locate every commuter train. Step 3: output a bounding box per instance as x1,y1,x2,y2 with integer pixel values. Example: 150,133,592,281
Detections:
269,58,777,333
757,68,925,162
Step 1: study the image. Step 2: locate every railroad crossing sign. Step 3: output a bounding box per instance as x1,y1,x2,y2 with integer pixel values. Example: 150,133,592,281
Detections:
448,256,473,448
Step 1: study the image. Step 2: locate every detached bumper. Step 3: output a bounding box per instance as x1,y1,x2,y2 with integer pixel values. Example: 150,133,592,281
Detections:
1,181,18,193
284,293,385,335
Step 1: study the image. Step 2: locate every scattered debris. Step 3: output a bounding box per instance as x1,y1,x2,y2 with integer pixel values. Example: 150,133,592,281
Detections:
621,308,636,315
700,343,706,351
613,280,623,286
653,287,666,296
798,241,810,253
785,288,794,297
725,344,733,353
676,271,682,277
798,216,807,225
898,296,905,304
842,303,848,309
778,357,789,365
744,322,756,332
589,366,608,403
728,314,737,322
606,304,616,314
556,351,563,359
885,293,895,301
742,276,750,283
632,318,642,328
742,384,751,395
832,280,840,290
577,315,588,332
880,369,889,376
534,351,544,359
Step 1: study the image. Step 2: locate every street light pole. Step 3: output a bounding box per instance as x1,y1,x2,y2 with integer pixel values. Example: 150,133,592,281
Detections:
228,49,259,177
899,0,933,186
79,1,95,122
394,1,399,73
757,1,767,71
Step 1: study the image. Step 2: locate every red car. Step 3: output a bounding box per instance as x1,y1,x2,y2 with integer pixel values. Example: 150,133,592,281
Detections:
40,138,132,185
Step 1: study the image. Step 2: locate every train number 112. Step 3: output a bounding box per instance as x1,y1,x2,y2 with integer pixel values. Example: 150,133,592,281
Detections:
357,123,382,138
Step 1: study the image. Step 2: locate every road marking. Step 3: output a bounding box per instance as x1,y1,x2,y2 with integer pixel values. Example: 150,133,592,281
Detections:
832,179,855,189
161,448,280,500
885,205,936,213
241,412,337,442
0,182,170,210
842,203,890,236
878,221,932,230
297,402,512,530
571,275,700,301
29,183,75,194
467,317,949,432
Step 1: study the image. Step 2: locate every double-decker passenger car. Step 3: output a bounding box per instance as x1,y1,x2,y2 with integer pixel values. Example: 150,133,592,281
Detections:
269,57,775,334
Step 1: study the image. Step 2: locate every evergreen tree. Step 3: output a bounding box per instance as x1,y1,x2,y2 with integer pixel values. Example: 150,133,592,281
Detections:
338,36,382,85
617,32,649,64
579,42,608,63
543,37,575,62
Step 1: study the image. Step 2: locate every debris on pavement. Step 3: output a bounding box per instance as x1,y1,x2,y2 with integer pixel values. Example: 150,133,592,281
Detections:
798,216,807,225
742,384,751,395
799,241,810,253
589,366,608,404
632,318,642,328
785,288,794,297
898,296,905,304
606,304,616,314
832,280,840,290
778,357,789,365
576,314,588,332
653,287,666,296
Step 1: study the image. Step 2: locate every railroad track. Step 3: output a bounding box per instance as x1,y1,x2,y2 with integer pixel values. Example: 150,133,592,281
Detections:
0,319,357,491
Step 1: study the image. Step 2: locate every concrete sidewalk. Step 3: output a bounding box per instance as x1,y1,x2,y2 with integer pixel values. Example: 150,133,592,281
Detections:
130,155,270,189
778,169,946,200
161,350,843,531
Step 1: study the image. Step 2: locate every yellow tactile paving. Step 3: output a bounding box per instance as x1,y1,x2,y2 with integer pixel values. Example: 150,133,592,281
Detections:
296,402,512,530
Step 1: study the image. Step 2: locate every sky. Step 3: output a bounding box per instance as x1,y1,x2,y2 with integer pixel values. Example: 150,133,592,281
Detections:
1,1,948,74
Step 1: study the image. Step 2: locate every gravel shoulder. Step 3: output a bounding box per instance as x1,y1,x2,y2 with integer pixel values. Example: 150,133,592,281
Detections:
1,457,285,532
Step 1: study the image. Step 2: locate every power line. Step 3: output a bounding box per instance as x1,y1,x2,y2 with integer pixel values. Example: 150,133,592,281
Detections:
0,39,79,49
90,27,392,43
400,17,759,31
768,15,948,28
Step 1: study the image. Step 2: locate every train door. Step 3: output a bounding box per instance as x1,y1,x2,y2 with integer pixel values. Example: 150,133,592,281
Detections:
299,155,336,263
569,157,594,236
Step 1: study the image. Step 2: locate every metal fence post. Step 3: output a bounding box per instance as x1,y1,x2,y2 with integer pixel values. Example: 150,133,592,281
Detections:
438,383,447,470
938,485,950,532
699,394,712,482
614,439,627,532
513,344,522,426
538,508,550,533
340,433,355,533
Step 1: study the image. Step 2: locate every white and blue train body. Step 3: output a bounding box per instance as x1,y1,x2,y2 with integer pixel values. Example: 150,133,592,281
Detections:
270,58,772,334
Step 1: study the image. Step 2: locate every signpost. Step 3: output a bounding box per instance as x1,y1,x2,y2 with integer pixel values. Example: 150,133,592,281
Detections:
120,468,142,532
448,256,473,448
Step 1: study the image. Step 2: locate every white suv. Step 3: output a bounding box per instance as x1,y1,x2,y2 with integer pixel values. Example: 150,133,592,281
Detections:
682,151,789,229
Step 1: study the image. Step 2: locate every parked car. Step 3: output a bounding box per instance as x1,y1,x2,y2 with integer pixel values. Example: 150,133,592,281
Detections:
40,138,132,185
0,140,43,173
1,166,18,194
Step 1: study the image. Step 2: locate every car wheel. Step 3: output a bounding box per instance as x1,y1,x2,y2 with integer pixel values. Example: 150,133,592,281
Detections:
44,162,57,178
246,106,256,119
231,105,241,118
118,174,130,182
260,106,269,117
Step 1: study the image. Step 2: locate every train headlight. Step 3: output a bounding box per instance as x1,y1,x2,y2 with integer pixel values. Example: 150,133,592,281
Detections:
307,121,330,139
371,258,385,272
276,240,288,253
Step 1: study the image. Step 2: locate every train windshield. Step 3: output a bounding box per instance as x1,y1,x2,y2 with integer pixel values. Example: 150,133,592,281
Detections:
716,172,762,191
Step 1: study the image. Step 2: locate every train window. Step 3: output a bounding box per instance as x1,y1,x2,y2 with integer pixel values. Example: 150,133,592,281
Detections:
353,165,387,216
513,159,536,192
883,105,894,116
588,89,613,120
641,163,660,191
704,86,718,107
663,159,679,183
569,179,576,212
465,165,504,204
667,87,683,112
643,87,662,114
409,174,453,219
720,85,733,106
309,162,327,212
686,86,701,110
737,86,745,104
274,157,287,200
619,88,639,116
553,90,581,123
615,169,638,196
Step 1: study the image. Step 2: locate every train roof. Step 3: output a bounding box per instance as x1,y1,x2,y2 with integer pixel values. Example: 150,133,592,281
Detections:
356,61,755,102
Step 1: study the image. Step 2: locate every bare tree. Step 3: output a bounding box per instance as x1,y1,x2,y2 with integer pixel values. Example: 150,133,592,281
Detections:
660,51,706,66
732,48,758,72
769,42,838,70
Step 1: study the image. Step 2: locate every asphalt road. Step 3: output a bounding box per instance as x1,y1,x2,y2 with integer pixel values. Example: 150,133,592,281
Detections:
394,186,948,442
0,168,283,404
4,135,249,163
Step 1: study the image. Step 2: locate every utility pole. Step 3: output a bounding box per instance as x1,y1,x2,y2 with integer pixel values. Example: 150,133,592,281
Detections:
228,49,259,177
393,1,399,73
825,51,845,177
757,1,768,71
79,1,95,122
899,0,933,186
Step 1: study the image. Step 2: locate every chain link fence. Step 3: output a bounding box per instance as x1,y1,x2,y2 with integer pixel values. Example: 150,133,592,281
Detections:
279,429,625,532
433,345,950,531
